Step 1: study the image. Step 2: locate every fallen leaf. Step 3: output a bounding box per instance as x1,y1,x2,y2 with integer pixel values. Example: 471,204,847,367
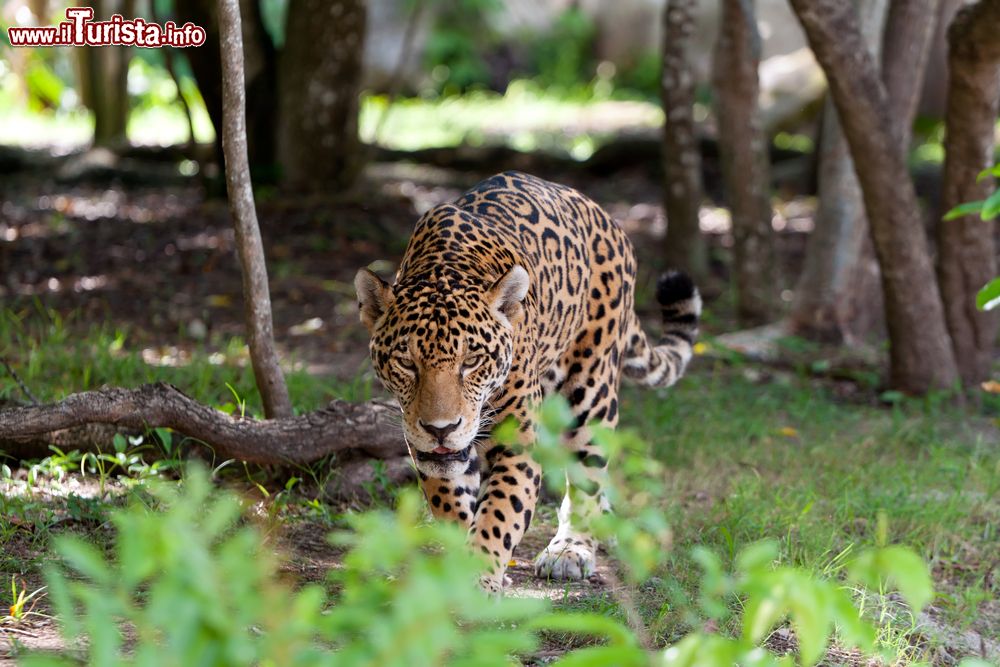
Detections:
779,426,799,438
981,380,1000,393
207,294,232,307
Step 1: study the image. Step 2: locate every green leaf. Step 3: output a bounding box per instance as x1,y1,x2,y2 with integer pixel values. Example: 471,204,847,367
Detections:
848,546,934,614
943,200,984,221
154,427,174,454
736,540,779,574
551,645,647,667
112,433,127,454
54,536,111,584
789,580,832,666
976,277,1000,311
975,163,1000,183
530,612,637,646
981,187,1000,221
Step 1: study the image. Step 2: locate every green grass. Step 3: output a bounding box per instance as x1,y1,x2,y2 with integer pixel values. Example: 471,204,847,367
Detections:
0,305,372,414
0,74,661,158
1,312,998,662
612,368,1000,654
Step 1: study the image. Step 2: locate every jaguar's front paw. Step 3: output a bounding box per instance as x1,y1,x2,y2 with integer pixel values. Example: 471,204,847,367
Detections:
533,537,596,580
479,573,505,596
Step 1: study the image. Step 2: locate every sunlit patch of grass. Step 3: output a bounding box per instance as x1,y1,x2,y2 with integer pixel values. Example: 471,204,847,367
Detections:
0,306,365,415
360,79,662,154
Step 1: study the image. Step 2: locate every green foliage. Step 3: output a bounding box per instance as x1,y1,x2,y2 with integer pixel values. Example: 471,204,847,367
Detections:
326,490,544,666
943,162,1000,311
24,456,942,667
424,0,504,94
22,467,327,667
528,8,597,92
976,277,1000,311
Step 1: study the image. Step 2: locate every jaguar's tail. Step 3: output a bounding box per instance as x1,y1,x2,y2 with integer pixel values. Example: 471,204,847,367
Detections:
622,271,701,388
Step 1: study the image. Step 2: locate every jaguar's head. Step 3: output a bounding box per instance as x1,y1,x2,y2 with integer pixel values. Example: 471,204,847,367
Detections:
354,265,529,474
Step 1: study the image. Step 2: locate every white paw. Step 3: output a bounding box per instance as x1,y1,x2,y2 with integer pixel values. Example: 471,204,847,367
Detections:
533,538,596,581
479,573,505,596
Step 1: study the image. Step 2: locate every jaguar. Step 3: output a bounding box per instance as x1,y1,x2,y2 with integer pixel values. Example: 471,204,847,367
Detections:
355,171,700,592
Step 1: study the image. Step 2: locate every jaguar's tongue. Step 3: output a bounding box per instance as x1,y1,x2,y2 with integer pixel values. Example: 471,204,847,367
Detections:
432,446,452,454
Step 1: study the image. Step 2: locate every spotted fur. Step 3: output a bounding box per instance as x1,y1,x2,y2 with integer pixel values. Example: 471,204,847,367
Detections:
355,172,700,592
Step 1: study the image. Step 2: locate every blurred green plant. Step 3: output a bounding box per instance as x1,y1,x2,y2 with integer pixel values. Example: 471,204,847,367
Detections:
943,162,1000,311
424,0,504,94
529,7,597,93
20,397,953,666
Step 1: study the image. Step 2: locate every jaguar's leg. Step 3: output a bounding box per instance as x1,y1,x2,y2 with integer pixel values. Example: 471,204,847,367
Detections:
471,439,542,593
534,357,619,581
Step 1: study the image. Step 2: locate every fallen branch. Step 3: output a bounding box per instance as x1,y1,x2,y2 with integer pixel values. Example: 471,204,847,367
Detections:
0,383,405,465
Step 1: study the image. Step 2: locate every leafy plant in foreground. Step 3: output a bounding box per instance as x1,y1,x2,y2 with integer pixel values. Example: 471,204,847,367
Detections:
21,397,963,666
943,161,1000,311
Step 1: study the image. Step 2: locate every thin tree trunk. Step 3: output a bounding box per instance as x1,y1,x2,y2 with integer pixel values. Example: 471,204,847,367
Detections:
789,0,887,343
789,0,960,393
278,0,366,192
881,0,941,146
938,0,1000,385
76,0,131,148
661,0,708,282
150,1,197,149
175,0,277,173
712,0,775,325
918,0,966,118
218,0,293,418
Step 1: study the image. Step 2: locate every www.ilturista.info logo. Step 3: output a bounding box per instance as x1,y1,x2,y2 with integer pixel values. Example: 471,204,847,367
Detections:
7,7,206,48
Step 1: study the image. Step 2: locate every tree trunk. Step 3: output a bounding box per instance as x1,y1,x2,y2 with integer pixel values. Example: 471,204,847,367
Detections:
790,0,938,345
881,0,941,146
938,0,1000,386
174,0,277,173
661,0,708,283
219,0,293,419
76,0,132,148
789,0,887,343
789,0,960,393
712,0,775,326
918,0,966,119
0,384,403,464
278,0,366,192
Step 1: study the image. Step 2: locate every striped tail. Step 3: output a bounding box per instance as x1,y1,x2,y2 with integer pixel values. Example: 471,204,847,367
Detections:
622,271,701,388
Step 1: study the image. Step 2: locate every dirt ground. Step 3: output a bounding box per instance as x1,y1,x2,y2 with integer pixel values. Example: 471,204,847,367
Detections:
0,153,813,383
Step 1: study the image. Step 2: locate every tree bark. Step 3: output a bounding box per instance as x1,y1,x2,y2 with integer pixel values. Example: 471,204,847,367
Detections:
661,0,708,282
75,0,132,148
937,0,1000,386
712,0,775,325
881,0,941,146
918,0,966,118
219,0,293,418
0,384,403,464
789,0,960,393
789,0,887,343
175,0,277,173
278,0,366,192
789,0,939,345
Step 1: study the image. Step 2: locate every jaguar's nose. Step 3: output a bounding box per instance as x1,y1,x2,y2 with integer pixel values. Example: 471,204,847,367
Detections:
419,418,463,445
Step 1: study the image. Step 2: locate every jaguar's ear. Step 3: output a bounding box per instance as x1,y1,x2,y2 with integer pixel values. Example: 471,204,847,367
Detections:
354,268,392,333
487,265,529,327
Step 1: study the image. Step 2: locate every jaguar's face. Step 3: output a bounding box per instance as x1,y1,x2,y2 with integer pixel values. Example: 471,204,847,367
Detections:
354,265,529,474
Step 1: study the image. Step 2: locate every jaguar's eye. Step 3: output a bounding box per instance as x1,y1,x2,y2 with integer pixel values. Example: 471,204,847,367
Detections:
395,356,416,372
462,354,485,372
